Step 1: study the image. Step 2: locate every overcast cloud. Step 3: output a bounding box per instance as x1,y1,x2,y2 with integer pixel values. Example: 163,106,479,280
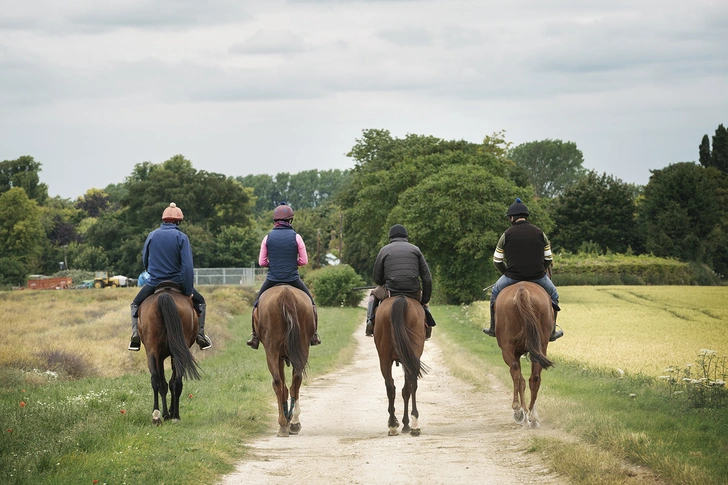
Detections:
1,0,726,199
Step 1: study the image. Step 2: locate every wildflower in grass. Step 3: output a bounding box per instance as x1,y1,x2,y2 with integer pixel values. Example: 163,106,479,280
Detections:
6,428,11,433
21,389,25,393
188,394,193,399
19,401,26,408
120,409,126,415
93,480,99,484
629,393,636,398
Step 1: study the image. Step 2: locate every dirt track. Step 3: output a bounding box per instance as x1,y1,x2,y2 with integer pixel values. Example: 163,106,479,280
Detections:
220,323,568,485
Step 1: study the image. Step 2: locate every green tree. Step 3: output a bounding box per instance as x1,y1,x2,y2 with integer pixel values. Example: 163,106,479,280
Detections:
508,139,586,198
76,188,110,217
339,129,506,281
0,156,49,204
390,165,550,304
0,188,44,284
699,134,712,167
552,171,641,254
640,162,726,266
698,124,728,173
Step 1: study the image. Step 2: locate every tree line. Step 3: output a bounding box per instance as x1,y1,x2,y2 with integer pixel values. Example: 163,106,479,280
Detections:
1,124,727,301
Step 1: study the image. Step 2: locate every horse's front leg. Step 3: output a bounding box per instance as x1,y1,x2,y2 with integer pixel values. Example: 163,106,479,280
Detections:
380,363,398,436
289,364,304,435
401,378,411,434
169,360,183,421
509,360,526,425
527,362,543,429
269,356,289,437
408,376,421,436
148,354,163,425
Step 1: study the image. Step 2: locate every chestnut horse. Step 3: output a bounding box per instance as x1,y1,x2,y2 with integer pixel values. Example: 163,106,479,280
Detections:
374,296,429,436
253,285,315,437
137,283,201,425
495,281,554,428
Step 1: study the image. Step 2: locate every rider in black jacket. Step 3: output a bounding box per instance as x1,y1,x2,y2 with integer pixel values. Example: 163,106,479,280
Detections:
365,224,434,338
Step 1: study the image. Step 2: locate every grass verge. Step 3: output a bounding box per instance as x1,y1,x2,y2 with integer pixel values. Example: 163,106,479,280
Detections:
0,287,363,485
430,302,728,485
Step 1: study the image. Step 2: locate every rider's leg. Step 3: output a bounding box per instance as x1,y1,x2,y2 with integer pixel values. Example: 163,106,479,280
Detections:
483,275,511,337
128,285,154,351
290,278,321,345
248,280,275,349
366,286,386,336
191,289,212,350
533,275,563,341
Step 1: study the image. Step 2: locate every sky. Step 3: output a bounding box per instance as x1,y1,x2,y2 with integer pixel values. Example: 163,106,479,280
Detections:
1,0,727,200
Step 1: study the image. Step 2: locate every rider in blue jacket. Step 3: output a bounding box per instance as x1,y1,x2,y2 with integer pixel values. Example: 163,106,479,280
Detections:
127,203,212,351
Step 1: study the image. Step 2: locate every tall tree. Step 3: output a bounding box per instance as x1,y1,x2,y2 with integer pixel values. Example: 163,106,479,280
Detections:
639,162,727,266
391,165,550,304
0,188,44,284
699,134,712,167
552,171,641,254
338,128,509,286
712,123,728,173
508,139,586,198
0,156,49,203
76,188,110,217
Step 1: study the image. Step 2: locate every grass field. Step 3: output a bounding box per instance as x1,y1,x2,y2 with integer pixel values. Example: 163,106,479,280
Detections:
436,285,728,485
0,286,364,485
2,285,727,484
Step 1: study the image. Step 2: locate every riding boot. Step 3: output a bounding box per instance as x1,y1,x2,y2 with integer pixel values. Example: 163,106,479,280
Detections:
128,304,141,351
310,304,321,346
247,307,259,349
365,298,375,337
483,304,496,337
549,306,564,342
195,303,213,350
425,324,432,340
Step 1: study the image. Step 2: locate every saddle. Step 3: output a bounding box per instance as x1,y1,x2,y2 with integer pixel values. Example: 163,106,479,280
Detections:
153,281,183,294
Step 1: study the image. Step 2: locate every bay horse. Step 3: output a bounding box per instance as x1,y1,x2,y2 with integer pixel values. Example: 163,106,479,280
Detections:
137,283,201,425
373,296,429,436
253,284,315,437
495,281,554,428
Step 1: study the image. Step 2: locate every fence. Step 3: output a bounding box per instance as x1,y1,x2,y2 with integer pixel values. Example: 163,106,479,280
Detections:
194,268,267,287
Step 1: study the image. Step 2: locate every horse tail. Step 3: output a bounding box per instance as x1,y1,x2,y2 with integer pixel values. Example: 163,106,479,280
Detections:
513,286,554,369
390,296,429,379
158,293,201,380
279,288,308,375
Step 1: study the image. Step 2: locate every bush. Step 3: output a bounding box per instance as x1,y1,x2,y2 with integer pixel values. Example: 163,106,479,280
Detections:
305,264,365,307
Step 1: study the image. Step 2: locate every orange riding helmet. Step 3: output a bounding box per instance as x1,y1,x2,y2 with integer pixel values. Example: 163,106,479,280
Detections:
162,202,184,222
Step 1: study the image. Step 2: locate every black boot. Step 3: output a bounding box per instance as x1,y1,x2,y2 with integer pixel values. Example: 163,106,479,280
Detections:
425,325,432,340
549,307,563,342
310,304,321,346
483,305,496,337
195,303,212,350
128,304,141,351
365,299,375,337
247,307,259,349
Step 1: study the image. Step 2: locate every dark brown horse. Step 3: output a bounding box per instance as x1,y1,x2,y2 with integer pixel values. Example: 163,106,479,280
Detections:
138,283,201,425
253,285,315,437
374,296,429,436
495,281,554,428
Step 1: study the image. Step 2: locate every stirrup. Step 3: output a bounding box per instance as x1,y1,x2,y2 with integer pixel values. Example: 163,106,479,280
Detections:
310,333,321,346
196,334,212,350
365,322,374,337
128,338,141,351
549,325,564,342
247,333,259,350
482,324,496,337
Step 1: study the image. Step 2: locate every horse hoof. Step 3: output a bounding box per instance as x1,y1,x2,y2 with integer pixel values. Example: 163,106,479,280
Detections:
402,425,410,433
289,423,301,434
152,410,162,425
529,420,540,429
513,410,526,425
410,428,421,437
277,427,290,437
388,427,399,436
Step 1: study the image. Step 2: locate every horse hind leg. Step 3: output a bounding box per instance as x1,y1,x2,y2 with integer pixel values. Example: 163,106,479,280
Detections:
509,361,526,425
401,381,411,434
527,364,543,429
407,377,421,436
383,368,399,436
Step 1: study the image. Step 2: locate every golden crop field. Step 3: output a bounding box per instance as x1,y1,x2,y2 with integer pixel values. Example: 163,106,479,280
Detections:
536,286,728,377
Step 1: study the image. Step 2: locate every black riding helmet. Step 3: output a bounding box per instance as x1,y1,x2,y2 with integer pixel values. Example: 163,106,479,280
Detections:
506,198,530,219
389,224,408,239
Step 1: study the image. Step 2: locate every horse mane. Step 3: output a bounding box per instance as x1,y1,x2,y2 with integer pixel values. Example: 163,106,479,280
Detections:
278,287,308,376
390,296,429,379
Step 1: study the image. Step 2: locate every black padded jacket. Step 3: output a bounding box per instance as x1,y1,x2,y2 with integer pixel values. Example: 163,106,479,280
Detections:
372,237,432,304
